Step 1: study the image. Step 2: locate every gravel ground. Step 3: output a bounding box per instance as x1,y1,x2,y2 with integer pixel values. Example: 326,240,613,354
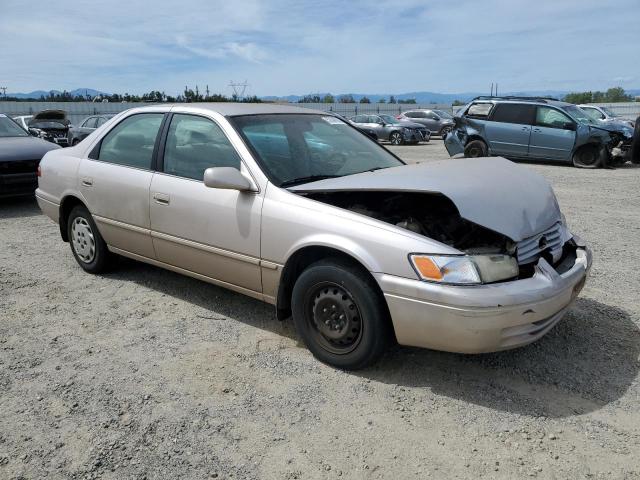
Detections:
1,140,639,479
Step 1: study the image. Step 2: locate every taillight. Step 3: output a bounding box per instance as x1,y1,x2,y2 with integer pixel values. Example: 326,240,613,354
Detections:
37,165,41,177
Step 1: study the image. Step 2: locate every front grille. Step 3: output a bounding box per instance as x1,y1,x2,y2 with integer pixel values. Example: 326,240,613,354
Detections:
0,160,39,175
516,222,564,265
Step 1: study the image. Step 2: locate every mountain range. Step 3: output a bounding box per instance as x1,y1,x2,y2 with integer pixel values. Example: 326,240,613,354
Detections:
6,88,640,103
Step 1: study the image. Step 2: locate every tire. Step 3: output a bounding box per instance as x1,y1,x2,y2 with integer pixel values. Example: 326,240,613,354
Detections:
572,144,604,169
464,139,488,158
67,205,112,273
291,259,391,370
440,126,452,138
72,138,80,146
389,131,403,145
631,117,640,164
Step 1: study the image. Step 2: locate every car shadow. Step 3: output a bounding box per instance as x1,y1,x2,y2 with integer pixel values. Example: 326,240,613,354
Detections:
106,258,638,418
0,195,42,219
509,158,640,170
359,297,639,418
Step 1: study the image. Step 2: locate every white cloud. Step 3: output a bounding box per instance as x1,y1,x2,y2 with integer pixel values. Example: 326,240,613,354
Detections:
1,0,638,95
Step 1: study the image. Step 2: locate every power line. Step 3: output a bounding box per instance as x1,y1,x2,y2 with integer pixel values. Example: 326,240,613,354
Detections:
229,80,249,99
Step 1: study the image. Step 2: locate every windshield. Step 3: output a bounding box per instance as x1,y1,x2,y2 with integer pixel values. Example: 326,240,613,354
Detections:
562,106,597,126
379,114,398,124
231,114,404,187
433,110,453,119
601,107,620,118
0,116,29,137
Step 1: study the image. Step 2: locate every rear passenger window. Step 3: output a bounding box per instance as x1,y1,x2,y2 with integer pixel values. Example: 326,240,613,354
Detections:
466,103,493,118
490,104,535,124
163,114,241,181
405,111,421,118
82,117,97,128
98,113,163,169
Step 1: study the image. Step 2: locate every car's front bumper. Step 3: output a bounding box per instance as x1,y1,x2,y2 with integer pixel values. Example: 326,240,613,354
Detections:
375,245,592,354
444,130,466,156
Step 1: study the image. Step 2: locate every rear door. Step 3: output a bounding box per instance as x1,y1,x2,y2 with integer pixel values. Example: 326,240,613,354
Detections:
149,113,263,294
529,106,576,161
484,103,535,157
78,112,165,258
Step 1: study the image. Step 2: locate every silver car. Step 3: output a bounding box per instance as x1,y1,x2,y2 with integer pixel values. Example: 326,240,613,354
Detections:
578,104,635,129
349,114,430,144
36,104,591,369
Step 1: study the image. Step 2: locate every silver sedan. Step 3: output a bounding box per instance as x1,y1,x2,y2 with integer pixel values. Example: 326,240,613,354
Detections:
36,104,591,369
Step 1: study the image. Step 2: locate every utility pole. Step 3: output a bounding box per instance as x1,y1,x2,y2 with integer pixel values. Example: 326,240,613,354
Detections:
229,80,249,100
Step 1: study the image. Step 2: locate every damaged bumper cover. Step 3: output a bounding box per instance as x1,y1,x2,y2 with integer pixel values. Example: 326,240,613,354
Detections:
376,240,592,354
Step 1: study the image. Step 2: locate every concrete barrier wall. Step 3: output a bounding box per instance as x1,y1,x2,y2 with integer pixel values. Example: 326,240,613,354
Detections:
1,100,638,126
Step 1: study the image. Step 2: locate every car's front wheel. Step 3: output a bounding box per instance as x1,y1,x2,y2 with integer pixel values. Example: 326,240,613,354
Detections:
464,139,488,158
291,259,391,370
572,144,604,168
67,205,112,273
440,126,452,138
389,131,403,145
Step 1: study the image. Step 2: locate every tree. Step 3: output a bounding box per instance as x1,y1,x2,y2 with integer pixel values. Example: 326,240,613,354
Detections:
359,96,371,104
322,94,335,103
452,99,465,106
564,87,633,104
338,94,355,103
377,98,386,103
398,98,416,104
389,95,396,104
298,94,321,103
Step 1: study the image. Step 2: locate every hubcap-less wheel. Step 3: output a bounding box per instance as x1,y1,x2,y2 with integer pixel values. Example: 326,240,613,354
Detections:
306,282,363,355
71,217,96,263
390,132,402,145
441,126,452,138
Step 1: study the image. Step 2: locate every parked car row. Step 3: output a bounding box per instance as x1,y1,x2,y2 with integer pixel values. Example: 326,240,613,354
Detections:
444,96,638,168
348,114,431,145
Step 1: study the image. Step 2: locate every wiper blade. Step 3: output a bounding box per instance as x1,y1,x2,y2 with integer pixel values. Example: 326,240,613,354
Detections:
280,175,340,187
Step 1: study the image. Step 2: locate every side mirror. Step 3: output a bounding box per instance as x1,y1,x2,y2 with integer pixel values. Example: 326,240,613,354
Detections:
562,122,576,131
203,167,255,192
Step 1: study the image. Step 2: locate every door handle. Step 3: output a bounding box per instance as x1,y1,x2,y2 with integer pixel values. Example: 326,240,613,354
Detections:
81,177,93,187
153,193,170,205
521,126,530,131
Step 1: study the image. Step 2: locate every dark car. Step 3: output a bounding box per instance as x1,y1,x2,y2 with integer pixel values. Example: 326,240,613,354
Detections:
350,114,430,145
68,114,115,146
0,114,61,197
28,110,71,147
397,109,456,137
445,96,634,168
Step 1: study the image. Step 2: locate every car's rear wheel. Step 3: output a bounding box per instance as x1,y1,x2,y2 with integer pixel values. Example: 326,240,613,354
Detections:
572,144,604,168
67,205,112,273
291,259,391,370
464,139,488,158
389,131,403,145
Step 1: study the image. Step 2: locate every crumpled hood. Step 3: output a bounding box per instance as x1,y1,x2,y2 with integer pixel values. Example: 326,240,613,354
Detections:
291,157,561,242
0,137,61,162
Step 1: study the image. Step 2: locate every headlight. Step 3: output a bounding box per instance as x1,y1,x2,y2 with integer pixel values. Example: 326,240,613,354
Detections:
409,254,519,285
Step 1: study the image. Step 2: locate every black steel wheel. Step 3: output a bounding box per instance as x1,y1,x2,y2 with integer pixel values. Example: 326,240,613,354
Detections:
464,139,488,158
291,259,391,369
572,144,603,168
440,126,452,138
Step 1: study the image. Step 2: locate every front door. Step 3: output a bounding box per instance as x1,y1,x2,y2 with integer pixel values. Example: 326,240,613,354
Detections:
77,112,164,258
484,103,535,157
149,113,263,295
529,106,576,161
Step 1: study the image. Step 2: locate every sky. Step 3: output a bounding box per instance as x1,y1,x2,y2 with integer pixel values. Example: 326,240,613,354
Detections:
1,0,638,97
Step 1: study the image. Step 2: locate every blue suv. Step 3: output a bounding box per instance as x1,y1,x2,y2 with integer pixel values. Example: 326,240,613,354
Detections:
445,97,635,168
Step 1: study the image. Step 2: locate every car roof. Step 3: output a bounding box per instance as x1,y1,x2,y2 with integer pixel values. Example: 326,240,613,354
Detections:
129,102,328,117
472,98,572,108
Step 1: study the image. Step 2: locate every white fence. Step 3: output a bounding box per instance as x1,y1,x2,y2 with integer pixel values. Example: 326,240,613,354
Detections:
1,100,638,125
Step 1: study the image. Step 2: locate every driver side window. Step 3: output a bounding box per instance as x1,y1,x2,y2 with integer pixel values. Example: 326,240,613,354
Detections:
536,107,572,129
163,114,241,181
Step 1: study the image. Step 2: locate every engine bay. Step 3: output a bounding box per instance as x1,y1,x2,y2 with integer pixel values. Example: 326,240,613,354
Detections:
301,191,514,254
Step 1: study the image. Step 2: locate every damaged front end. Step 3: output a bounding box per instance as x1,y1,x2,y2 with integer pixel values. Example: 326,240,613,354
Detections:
444,116,477,157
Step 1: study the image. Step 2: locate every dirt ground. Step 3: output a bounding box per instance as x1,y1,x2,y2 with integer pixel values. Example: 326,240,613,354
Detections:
1,140,639,479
